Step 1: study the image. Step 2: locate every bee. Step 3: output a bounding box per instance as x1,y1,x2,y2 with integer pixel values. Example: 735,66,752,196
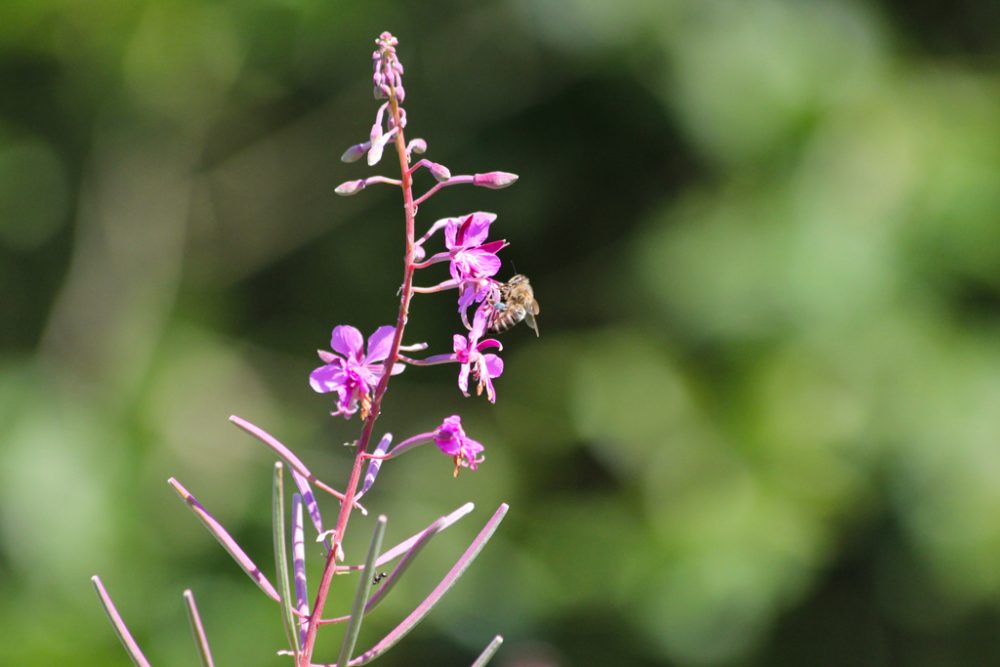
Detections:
488,274,540,337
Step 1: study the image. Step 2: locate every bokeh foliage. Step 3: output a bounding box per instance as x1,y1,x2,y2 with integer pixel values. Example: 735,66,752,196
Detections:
2,1,1000,665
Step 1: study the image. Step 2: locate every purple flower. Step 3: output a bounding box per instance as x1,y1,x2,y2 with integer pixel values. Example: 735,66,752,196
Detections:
310,325,403,419
453,307,504,402
434,415,485,477
444,212,505,283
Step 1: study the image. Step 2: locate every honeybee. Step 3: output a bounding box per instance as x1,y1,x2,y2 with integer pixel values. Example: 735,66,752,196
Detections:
488,274,540,337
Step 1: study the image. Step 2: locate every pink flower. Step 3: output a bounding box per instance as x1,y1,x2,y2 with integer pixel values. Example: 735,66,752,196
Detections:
310,325,403,419
453,308,504,402
444,212,505,283
433,415,485,477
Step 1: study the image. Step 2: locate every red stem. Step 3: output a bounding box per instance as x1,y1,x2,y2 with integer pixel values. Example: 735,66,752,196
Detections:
299,91,416,666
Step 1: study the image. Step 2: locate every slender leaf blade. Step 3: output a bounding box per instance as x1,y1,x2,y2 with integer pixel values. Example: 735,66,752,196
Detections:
272,463,300,655
91,575,152,667
348,503,509,666
470,635,503,667
182,589,216,667
168,477,280,602
336,515,387,667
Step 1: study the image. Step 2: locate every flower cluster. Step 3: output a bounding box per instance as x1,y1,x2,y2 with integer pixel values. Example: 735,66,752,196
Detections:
324,34,527,475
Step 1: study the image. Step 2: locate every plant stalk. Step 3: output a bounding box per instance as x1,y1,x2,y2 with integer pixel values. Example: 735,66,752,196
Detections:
299,89,415,666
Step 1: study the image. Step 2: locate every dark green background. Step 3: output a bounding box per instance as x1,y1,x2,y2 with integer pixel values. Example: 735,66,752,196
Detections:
3,1,1000,665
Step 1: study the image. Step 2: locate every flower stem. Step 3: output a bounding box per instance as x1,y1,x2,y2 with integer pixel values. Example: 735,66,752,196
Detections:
299,88,416,667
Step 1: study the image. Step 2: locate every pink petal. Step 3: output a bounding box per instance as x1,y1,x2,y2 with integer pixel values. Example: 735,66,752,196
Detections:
457,364,470,396
310,365,347,393
454,214,475,246
471,307,490,339
366,325,397,363
330,325,364,359
461,249,502,278
483,354,503,379
478,337,503,352
462,212,497,246
443,216,461,249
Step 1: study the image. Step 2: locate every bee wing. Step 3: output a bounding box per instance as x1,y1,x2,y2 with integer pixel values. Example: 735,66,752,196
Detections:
525,311,540,337
530,299,540,315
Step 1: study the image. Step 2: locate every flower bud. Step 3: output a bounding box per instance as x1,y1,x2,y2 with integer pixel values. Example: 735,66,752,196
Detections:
367,142,385,166
473,171,519,189
341,142,370,163
335,179,366,196
428,161,452,183
407,138,427,156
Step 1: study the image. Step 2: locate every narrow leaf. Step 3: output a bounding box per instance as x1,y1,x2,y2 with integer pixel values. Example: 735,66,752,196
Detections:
168,477,280,602
291,468,325,535
272,463,300,655
229,415,366,514
470,635,504,667
356,433,392,500
320,512,452,625
338,503,474,573
336,516,387,667
348,503,509,666
183,589,215,667
292,493,310,646
91,575,152,667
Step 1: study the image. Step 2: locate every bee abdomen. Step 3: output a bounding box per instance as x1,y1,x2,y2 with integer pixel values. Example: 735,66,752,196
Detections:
489,305,526,332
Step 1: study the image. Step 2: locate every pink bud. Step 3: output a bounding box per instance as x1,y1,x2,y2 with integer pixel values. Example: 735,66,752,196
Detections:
341,142,370,163
407,138,427,156
473,172,519,189
429,162,452,183
335,179,366,196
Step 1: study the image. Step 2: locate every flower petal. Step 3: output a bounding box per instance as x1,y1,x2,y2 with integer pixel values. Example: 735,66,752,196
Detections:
310,365,347,393
330,326,364,359
462,212,497,246
443,216,462,249
457,363,470,396
454,248,502,279
366,325,397,363
476,338,503,352
471,306,491,340
483,354,504,379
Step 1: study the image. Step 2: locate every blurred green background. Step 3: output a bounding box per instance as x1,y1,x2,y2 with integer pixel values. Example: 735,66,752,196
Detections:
3,0,1000,665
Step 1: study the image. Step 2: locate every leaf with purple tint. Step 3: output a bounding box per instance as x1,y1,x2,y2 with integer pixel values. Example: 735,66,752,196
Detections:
292,493,310,646
91,575,152,667
290,468,325,536
337,503,474,573
183,589,216,667
344,503,508,666
357,433,392,500
272,463,300,656
319,504,475,626
229,415,367,515
336,515,387,667
168,477,280,602
470,635,504,667
322,514,451,626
